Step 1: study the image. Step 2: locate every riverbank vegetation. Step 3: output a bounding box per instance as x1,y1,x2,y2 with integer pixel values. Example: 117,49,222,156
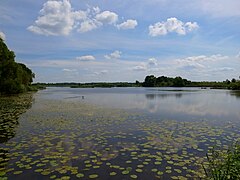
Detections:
0,38,36,95
203,142,240,179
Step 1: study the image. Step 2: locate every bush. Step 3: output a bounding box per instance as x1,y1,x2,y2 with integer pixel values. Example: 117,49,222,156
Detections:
231,82,240,90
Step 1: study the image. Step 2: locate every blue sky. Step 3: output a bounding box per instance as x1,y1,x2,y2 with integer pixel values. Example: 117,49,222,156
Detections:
0,0,240,82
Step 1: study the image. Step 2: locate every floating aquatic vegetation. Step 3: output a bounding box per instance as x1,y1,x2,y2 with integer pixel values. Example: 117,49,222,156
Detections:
89,174,99,178
122,170,130,175
109,172,117,176
135,169,143,173
130,174,138,179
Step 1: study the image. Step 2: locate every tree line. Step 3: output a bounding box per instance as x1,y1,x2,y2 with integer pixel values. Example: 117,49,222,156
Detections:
34,82,138,88
142,75,191,87
142,75,240,90
0,38,35,94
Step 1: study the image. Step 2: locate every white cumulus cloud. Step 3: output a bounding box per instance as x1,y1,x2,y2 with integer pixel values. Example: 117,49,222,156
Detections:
76,55,95,61
78,19,100,33
0,31,6,40
78,10,118,33
149,17,199,37
95,11,118,24
104,50,122,60
27,0,86,36
185,22,199,32
28,1,135,35
117,19,138,30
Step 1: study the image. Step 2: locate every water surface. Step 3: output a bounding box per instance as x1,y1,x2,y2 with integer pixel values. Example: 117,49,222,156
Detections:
42,87,240,123
0,87,240,179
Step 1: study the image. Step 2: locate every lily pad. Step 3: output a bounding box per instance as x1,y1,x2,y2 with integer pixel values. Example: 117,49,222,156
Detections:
89,174,99,179
136,169,143,173
130,174,138,179
76,173,84,178
122,170,130,175
110,172,117,176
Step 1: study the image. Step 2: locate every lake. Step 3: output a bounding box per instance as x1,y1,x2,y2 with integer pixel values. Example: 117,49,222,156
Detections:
1,87,240,179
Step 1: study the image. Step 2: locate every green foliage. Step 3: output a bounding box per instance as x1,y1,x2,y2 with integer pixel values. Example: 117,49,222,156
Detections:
27,84,46,91
173,76,187,87
231,81,240,90
143,75,190,87
231,78,236,83
0,38,15,62
0,38,34,94
143,75,157,87
156,76,173,86
34,82,138,88
203,143,240,180
142,74,240,89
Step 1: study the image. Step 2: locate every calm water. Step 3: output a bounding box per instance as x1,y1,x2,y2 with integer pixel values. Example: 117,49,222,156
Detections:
1,87,240,179
42,87,240,123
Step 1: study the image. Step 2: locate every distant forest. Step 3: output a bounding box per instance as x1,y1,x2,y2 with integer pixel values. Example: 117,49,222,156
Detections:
142,75,240,90
34,75,240,90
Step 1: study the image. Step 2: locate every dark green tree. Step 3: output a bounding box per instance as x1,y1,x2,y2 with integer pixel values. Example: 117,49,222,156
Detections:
0,38,35,94
225,79,231,84
231,78,236,83
156,76,174,86
143,75,157,87
0,39,15,62
173,76,185,87
135,80,140,87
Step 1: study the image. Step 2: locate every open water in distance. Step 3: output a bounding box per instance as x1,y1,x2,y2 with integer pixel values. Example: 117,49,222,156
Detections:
43,87,240,123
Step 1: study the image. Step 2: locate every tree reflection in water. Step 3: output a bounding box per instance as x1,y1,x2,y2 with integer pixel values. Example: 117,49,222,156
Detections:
145,93,183,100
229,90,240,98
0,93,33,169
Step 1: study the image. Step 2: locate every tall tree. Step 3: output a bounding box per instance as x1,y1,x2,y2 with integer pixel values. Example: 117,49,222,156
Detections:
143,75,157,87
0,38,35,94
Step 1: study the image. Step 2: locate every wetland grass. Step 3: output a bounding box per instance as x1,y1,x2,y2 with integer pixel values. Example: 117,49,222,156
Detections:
203,142,240,180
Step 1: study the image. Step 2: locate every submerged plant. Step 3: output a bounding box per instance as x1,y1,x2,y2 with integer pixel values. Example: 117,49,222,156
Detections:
203,142,240,180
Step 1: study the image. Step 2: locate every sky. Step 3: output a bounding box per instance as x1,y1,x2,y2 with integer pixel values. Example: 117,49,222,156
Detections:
0,0,240,83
